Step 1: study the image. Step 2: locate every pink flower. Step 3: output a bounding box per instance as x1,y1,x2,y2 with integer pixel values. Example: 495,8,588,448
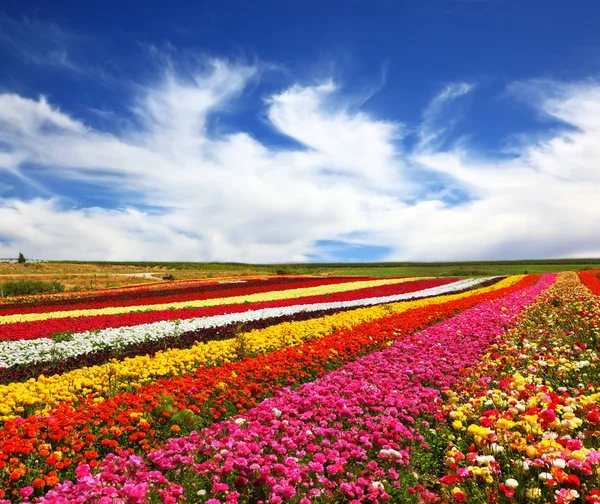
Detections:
280,486,296,499
212,482,229,493
19,487,34,500
539,409,556,423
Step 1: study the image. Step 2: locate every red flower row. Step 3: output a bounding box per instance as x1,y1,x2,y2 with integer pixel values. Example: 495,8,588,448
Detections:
579,270,600,295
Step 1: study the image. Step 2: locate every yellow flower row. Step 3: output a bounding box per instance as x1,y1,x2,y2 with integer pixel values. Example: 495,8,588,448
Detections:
0,276,522,419
0,277,423,325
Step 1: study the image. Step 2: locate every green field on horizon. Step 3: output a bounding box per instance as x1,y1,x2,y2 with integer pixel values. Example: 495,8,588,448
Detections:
55,259,600,277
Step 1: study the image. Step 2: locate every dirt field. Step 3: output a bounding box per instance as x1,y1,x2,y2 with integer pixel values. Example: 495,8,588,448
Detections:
0,262,268,291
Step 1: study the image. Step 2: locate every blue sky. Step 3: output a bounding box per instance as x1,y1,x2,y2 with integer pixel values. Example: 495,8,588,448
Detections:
1,0,600,262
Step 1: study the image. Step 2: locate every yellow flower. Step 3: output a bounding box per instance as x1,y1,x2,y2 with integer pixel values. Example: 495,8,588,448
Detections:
452,420,463,431
526,488,542,500
526,446,538,458
467,424,492,437
495,418,514,430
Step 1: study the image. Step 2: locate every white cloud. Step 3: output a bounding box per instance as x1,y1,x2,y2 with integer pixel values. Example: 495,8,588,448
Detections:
406,80,600,260
267,81,406,191
0,62,599,262
417,82,475,151
0,15,91,76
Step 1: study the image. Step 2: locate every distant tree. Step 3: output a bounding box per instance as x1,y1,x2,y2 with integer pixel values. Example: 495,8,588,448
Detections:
17,252,26,264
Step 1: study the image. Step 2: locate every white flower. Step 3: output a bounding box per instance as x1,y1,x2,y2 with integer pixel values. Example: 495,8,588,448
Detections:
552,458,566,468
379,448,402,458
476,455,496,465
234,418,246,426
197,490,207,496
489,443,505,454
538,472,553,481
272,408,282,417
371,481,384,490
505,479,519,489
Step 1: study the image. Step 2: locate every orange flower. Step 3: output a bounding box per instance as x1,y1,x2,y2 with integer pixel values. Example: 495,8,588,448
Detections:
9,469,22,480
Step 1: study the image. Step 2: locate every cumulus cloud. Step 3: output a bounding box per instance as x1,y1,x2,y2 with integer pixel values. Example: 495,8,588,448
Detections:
0,60,599,262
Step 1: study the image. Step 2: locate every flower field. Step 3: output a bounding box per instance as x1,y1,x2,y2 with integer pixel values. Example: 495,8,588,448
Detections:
1,271,600,503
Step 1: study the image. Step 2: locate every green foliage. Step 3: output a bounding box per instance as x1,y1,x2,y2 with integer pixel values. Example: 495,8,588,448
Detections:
51,331,75,343
0,279,65,297
445,269,490,277
232,323,249,360
17,252,26,264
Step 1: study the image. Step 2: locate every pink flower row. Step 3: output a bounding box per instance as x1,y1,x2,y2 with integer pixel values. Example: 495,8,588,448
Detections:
35,274,555,504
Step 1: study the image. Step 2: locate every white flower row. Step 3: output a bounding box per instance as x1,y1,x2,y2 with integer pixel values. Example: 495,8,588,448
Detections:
0,277,493,369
